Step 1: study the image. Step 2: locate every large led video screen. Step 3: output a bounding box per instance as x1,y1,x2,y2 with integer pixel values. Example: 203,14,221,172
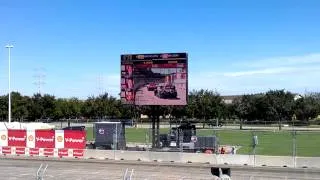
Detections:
120,53,188,106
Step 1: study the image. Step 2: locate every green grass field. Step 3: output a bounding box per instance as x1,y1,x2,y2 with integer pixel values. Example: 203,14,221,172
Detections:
86,127,320,157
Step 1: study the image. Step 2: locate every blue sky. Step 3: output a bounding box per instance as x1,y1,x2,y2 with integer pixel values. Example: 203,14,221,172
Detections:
1,0,320,99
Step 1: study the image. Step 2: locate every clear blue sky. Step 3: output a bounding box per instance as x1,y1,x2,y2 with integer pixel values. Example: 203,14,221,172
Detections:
1,0,320,99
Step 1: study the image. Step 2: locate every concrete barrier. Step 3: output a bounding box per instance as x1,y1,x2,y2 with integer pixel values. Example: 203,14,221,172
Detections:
255,155,294,167
149,151,181,162
84,149,115,160
297,157,320,168
115,150,149,161
216,154,254,166
83,149,320,169
114,151,182,162
180,152,216,164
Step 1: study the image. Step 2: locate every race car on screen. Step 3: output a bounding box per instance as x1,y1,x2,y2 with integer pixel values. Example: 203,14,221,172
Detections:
147,82,157,91
154,83,178,99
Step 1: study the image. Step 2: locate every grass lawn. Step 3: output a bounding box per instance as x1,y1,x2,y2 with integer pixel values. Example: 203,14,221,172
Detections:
86,127,320,157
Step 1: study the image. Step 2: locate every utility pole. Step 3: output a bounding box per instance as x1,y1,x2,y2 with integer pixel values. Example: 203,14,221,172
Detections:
5,44,13,123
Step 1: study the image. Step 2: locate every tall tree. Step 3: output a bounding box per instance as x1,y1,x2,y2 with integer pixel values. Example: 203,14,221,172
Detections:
190,89,223,127
28,93,44,121
186,91,197,119
41,94,56,119
234,95,254,129
81,96,97,119
67,97,82,119
11,92,29,121
0,95,7,121
54,98,67,120
264,90,295,130
294,95,319,123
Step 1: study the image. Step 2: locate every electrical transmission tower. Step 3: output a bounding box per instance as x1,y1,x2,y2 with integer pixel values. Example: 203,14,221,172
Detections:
33,67,46,95
96,74,105,95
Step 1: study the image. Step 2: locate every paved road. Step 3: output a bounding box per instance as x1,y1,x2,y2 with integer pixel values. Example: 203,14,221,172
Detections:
1,157,320,180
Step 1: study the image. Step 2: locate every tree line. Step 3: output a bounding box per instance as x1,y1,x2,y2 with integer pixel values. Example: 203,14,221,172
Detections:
0,90,320,127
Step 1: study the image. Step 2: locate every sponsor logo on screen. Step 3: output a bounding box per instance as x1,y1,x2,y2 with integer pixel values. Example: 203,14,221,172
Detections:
136,55,144,59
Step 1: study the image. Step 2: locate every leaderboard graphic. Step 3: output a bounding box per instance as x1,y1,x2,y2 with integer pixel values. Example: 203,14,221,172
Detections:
120,53,188,106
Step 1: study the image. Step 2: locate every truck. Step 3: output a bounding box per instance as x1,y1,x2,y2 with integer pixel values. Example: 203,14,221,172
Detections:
147,82,157,91
154,83,178,99
158,123,219,153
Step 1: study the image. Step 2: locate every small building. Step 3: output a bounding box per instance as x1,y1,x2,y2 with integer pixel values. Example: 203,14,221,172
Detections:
221,95,241,104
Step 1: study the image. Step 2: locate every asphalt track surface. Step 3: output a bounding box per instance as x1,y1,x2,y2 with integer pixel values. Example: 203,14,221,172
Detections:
135,84,186,106
1,157,320,180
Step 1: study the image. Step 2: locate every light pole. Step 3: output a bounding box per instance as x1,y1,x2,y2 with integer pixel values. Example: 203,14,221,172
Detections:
5,44,13,123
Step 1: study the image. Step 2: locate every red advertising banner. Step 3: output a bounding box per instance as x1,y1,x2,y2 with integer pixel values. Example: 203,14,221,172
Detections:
29,148,39,156
43,148,54,156
15,147,25,155
73,149,84,157
58,149,68,157
2,146,11,154
64,130,86,149
8,130,26,147
35,130,55,148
